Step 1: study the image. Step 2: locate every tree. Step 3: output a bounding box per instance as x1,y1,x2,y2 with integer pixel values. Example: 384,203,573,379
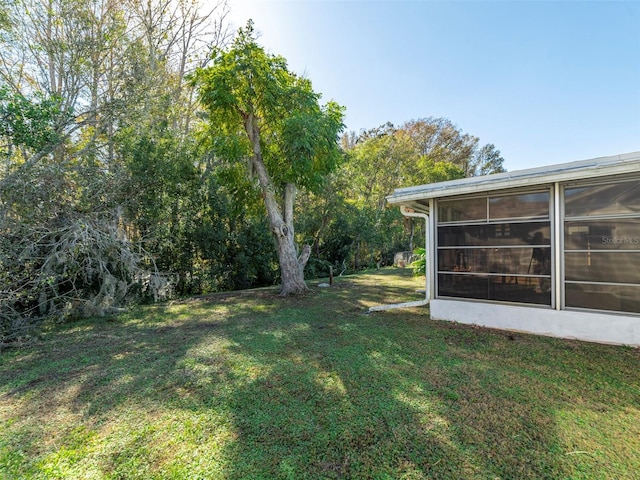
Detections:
0,87,155,345
400,117,479,176
193,22,345,295
470,143,506,176
0,0,233,344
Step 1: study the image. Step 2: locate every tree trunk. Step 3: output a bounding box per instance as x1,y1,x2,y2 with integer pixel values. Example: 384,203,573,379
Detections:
244,113,309,295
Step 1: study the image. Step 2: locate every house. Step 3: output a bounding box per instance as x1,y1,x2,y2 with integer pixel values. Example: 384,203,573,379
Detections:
381,151,640,346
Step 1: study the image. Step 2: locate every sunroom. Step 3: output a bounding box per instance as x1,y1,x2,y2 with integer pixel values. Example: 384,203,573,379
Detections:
383,151,640,346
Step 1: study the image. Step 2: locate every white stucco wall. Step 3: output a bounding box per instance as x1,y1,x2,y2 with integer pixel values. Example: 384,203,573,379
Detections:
430,299,640,346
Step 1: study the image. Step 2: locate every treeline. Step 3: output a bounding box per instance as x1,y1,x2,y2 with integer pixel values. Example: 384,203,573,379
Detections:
0,0,504,344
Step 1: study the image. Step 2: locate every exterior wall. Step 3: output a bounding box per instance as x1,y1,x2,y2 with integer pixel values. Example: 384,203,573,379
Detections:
430,299,640,346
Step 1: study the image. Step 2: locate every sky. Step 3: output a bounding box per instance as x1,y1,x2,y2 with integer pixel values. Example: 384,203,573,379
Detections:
225,0,640,172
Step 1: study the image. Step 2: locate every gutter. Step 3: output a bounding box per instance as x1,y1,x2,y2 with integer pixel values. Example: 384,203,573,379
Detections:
369,205,430,312
387,152,640,205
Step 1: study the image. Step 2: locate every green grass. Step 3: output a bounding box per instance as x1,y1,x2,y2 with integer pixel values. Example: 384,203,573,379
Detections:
1,268,639,479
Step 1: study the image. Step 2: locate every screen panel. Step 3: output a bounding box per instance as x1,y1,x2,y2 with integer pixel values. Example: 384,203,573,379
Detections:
565,252,640,284
436,191,552,306
438,273,550,305
565,180,640,217
563,179,640,314
438,197,486,223
489,192,550,220
439,223,551,247
565,219,640,251
438,248,551,276
565,283,640,314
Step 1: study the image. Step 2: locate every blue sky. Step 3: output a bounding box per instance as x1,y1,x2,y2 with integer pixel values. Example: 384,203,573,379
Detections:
227,1,640,171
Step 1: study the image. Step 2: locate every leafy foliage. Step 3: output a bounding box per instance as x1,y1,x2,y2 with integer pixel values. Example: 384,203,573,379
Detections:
0,87,68,152
194,21,345,191
193,21,345,294
0,0,233,343
302,118,497,272
0,4,508,342
411,247,426,276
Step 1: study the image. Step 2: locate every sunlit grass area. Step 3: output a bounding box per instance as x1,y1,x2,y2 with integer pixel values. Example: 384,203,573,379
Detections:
1,268,639,479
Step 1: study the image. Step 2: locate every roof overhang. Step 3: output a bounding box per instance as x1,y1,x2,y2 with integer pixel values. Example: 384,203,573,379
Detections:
387,151,640,209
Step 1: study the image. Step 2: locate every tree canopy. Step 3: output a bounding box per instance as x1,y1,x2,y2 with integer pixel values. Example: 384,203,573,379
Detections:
193,21,345,295
1,7,507,344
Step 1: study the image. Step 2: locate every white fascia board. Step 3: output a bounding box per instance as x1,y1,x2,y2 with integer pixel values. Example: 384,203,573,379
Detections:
387,151,640,205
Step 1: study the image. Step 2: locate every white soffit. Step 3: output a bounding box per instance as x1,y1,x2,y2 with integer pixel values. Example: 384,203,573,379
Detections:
387,151,640,206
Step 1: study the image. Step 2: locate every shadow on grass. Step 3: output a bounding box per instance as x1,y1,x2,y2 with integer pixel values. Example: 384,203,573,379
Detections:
215,313,567,479
1,269,639,479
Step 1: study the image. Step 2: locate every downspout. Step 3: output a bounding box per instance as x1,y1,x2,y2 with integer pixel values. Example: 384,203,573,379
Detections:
369,205,430,312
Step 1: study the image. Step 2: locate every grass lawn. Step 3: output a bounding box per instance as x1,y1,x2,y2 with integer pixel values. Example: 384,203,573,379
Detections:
1,268,639,479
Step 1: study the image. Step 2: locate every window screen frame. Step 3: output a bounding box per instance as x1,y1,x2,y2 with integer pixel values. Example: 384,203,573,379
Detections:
562,176,640,315
435,188,554,307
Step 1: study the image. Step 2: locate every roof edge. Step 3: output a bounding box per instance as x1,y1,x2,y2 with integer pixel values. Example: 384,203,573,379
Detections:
387,151,640,204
